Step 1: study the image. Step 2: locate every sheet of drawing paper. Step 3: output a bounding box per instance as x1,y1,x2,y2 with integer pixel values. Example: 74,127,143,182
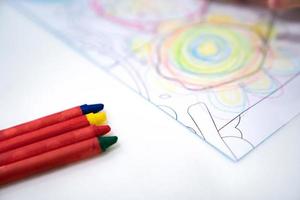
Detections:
11,0,300,161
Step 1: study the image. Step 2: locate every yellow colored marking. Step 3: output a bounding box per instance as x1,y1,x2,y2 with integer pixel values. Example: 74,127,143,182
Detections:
207,15,236,24
218,90,243,105
198,41,218,56
251,24,276,39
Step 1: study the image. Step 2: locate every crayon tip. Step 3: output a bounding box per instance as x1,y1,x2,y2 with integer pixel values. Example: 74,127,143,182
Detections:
86,112,107,126
94,125,111,136
80,104,104,114
98,136,118,151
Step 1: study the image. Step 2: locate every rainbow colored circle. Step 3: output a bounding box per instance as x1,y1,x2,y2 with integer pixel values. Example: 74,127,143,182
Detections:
158,23,264,90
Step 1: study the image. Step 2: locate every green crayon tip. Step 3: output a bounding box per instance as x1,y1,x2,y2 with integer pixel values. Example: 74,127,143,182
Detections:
98,136,118,151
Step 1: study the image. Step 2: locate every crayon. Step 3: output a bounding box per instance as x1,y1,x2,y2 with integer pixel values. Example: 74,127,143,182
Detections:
0,104,104,142
0,112,107,154
0,136,118,185
0,125,111,166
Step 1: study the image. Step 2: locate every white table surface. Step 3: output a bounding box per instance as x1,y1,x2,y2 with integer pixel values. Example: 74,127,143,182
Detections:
0,2,300,199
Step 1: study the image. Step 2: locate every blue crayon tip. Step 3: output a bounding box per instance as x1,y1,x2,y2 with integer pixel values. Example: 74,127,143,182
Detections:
80,104,104,114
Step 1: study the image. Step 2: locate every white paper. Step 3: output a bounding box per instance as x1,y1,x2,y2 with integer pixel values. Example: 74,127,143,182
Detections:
11,0,300,161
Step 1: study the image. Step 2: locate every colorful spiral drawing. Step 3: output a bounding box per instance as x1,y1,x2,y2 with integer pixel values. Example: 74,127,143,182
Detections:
90,0,207,33
157,23,265,91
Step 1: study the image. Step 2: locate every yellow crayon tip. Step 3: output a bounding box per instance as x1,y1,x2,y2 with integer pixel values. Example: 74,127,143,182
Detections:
86,112,107,125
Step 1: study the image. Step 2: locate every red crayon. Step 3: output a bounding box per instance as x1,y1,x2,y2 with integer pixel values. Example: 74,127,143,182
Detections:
0,104,104,142
0,125,111,166
0,136,118,185
0,112,106,154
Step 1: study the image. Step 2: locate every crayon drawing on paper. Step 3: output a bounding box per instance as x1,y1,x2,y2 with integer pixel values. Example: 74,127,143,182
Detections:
12,0,300,161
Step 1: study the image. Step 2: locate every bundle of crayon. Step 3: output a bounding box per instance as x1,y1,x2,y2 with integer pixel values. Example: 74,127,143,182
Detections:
0,104,118,185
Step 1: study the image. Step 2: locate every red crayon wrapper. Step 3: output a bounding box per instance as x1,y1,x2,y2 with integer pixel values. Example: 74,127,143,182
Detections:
0,138,102,185
0,106,83,142
0,125,110,166
0,115,91,154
